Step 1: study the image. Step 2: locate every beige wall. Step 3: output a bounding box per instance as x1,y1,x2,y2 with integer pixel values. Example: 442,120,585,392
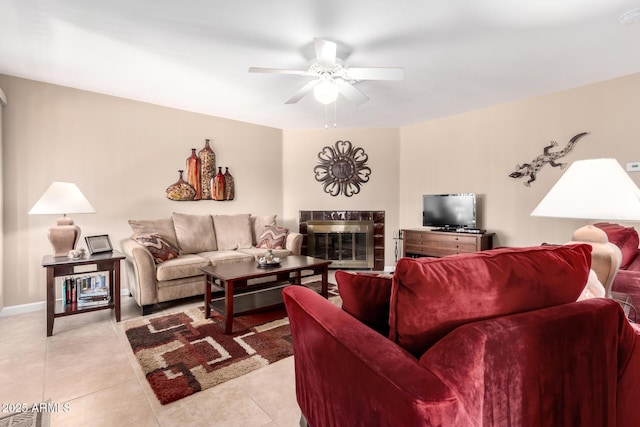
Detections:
0,74,282,308
2,71,640,309
400,73,640,248
0,87,6,311
282,128,401,268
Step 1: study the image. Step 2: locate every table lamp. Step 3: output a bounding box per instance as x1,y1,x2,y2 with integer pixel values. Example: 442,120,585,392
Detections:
531,158,640,222
531,158,640,296
29,182,96,257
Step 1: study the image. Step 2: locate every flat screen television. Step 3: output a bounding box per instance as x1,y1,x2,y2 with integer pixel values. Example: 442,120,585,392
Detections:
422,193,477,229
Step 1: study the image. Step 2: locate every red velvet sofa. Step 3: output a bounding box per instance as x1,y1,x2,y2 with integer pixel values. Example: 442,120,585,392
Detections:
283,244,640,426
595,223,640,311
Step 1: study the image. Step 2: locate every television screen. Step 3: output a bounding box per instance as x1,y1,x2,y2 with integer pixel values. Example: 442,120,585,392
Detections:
423,193,477,229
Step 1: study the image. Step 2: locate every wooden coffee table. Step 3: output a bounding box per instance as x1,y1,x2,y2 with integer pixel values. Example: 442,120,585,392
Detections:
203,255,331,334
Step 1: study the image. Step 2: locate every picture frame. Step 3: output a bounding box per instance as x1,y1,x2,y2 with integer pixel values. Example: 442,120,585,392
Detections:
85,235,113,255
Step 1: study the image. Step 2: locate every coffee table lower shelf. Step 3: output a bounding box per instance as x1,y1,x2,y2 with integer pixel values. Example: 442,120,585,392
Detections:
208,283,291,316
203,256,331,334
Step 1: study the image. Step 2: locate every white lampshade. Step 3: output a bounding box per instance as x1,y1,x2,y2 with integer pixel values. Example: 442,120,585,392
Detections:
29,182,95,215
29,182,96,257
531,158,640,220
314,79,339,105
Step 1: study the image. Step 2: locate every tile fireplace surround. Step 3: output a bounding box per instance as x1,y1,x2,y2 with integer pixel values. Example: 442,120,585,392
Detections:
299,210,385,271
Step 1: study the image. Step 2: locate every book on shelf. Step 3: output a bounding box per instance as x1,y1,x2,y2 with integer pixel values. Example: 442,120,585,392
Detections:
61,273,109,306
77,298,109,307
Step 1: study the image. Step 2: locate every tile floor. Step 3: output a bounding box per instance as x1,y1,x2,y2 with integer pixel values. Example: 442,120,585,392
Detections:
0,277,335,426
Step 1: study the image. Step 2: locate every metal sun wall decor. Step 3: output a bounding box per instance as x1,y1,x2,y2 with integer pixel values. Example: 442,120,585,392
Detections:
508,132,588,187
314,140,371,197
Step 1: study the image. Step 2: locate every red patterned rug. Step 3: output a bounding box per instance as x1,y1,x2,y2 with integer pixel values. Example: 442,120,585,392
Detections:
124,283,338,405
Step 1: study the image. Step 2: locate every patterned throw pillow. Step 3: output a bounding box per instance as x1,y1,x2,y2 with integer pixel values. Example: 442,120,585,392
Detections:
133,233,179,264
256,226,289,249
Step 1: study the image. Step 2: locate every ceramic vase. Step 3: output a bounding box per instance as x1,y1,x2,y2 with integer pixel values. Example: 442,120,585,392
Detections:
198,139,216,200
212,167,226,201
166,170,196,201
224,167,235,200
185,148,201,200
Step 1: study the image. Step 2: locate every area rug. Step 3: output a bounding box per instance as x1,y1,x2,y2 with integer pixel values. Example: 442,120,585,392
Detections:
124,282,338,405
0,407,50,427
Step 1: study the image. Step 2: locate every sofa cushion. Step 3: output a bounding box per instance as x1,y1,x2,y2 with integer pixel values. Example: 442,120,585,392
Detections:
389,244,592,357
132,233,179,264
213,214,253,250
172,213,217,254
237,247,291,261
594,223,640,269
256,226,289,249
129,218,179,249
198,250,255,266
335,270,393,335
155,254,210,282
251,215,277,246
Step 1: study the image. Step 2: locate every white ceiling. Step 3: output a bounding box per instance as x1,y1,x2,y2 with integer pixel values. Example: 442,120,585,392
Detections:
2,0,640,129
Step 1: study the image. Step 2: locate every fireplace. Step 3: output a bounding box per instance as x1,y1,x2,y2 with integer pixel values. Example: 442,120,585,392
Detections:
299,210,385,271
307,221,374,269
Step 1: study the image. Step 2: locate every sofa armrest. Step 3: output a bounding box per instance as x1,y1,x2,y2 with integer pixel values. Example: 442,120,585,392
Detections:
120,238,158,306
618,311,640,422
625,250,640,271
286,232,302,255
283,286,469,427
612,270,640,311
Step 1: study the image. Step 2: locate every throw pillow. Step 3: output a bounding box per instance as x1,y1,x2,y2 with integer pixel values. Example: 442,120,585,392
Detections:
335,270,393,335
128,218,179,249
389,244,592,357
172,213,217,254
251,215,277,246
256,226,289,249
213,214,253,250
594,223,640,269
132,233,179,264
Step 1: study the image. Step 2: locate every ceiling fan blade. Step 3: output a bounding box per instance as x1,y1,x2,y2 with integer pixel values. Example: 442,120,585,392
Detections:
314,38,337,67
334,79,369,105
248,67,306,75
285,79,320,104
347,67,405,81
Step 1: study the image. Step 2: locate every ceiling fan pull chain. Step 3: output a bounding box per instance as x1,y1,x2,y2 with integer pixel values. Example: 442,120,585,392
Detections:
333,98,337,128
324,104,329,130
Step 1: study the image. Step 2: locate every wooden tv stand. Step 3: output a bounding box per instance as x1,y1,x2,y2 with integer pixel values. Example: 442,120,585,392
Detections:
402,229,494,258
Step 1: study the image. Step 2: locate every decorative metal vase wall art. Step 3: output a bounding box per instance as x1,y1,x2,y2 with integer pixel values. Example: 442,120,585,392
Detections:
165,139,235,201
508,132,588,187
314,140,371,197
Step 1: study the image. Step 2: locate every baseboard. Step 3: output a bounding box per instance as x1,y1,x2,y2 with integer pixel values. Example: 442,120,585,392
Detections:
0,288,131,317
0,300,45,317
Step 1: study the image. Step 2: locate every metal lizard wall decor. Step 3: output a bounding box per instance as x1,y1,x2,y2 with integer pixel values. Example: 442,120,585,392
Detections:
508,132,588,187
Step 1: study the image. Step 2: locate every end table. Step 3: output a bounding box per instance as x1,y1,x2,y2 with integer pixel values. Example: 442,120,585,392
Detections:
42,251,125,336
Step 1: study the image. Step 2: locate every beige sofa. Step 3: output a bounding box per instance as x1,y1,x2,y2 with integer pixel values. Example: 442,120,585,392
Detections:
120,213,302,315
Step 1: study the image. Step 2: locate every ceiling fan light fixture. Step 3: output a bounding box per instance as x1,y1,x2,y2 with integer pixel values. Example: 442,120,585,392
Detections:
313,79,339,104
249,38,403,106
620,8,640,25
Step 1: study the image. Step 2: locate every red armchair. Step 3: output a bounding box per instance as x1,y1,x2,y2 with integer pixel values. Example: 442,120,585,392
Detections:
283,245,640,426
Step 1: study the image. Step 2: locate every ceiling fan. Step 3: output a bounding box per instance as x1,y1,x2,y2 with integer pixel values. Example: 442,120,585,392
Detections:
249,38,404,105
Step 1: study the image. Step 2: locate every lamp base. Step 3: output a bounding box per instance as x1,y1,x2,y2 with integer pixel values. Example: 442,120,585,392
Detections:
48,215,81,257
571,224,608,244
569,224,621,298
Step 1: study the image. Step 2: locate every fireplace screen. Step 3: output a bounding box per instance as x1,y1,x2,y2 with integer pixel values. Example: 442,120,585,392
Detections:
307,221,374,269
